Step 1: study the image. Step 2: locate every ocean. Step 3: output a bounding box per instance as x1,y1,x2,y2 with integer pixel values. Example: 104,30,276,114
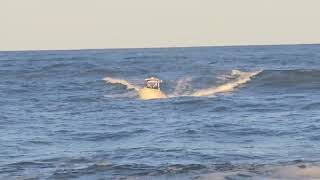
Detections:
1,44,320,179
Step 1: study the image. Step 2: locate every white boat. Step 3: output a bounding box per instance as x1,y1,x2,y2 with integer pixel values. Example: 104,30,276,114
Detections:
138,77,167,100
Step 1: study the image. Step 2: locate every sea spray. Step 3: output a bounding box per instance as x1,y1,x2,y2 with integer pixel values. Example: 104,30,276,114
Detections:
104,70,262,99
103,77,140,91
191,70,262,97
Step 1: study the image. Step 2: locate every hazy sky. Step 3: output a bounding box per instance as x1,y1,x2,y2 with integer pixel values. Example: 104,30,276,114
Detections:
1,0,320,51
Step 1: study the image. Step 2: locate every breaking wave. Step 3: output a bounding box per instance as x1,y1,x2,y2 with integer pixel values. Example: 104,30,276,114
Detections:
103,69,320,99
103,77,140,91
191,70,261,97
103,70,261,99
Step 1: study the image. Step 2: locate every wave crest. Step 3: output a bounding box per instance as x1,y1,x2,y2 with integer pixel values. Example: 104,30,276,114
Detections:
191,70,261,97
103,77,140,91
103,70,262,99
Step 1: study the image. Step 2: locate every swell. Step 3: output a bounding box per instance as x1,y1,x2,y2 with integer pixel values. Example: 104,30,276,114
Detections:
252,69,320,88
198,162,320,180
103,69,320,99
103,70,260,99
69,129,149,141
4,159,320,180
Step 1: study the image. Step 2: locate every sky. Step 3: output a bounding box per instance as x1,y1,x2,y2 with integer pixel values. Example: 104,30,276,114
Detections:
1,0,320,51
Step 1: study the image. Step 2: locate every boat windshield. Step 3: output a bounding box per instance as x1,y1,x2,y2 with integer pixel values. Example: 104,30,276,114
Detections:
145,80,160,89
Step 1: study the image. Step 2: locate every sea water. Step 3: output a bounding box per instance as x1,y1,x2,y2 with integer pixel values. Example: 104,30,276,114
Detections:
1,45,320,179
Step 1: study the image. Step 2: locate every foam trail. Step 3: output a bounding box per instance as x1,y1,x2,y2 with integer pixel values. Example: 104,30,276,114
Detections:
191,70,262,97
103,77,140,91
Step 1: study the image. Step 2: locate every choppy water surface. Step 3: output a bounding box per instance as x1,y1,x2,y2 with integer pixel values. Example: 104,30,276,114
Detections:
1,45,320,179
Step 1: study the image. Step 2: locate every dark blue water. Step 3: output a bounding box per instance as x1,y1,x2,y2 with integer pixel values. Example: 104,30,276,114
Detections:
1,45,320,179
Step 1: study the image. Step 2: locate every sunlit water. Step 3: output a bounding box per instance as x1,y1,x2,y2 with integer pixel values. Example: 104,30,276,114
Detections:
1,45,320,179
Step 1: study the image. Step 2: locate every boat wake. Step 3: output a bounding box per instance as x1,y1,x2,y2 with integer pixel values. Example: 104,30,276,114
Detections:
103,77,140,91
191,70,261,97
103,70,261,100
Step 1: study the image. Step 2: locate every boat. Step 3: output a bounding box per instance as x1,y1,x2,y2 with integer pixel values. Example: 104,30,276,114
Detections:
138,77,167,100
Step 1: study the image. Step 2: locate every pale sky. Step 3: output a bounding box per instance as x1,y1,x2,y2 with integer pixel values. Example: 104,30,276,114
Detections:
1,0,320,51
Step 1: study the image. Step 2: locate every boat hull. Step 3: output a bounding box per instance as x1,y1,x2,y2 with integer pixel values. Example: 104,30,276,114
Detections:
138,88,167,100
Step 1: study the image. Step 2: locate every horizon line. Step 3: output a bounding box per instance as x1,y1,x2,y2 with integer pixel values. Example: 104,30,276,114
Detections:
1,43,319,53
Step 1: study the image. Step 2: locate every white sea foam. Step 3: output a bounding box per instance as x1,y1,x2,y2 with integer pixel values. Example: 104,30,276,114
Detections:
103,77,140,91
104,70,261,99
191,70,262,97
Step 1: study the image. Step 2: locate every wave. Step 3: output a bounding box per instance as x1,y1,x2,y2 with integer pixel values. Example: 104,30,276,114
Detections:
103,69,320,100
252,69,320,88
191,70,262,97
103,70,261,99
67,162,320,180
301,102,320,111
103,77,140,91
199,163,320,180
7,160,319,180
